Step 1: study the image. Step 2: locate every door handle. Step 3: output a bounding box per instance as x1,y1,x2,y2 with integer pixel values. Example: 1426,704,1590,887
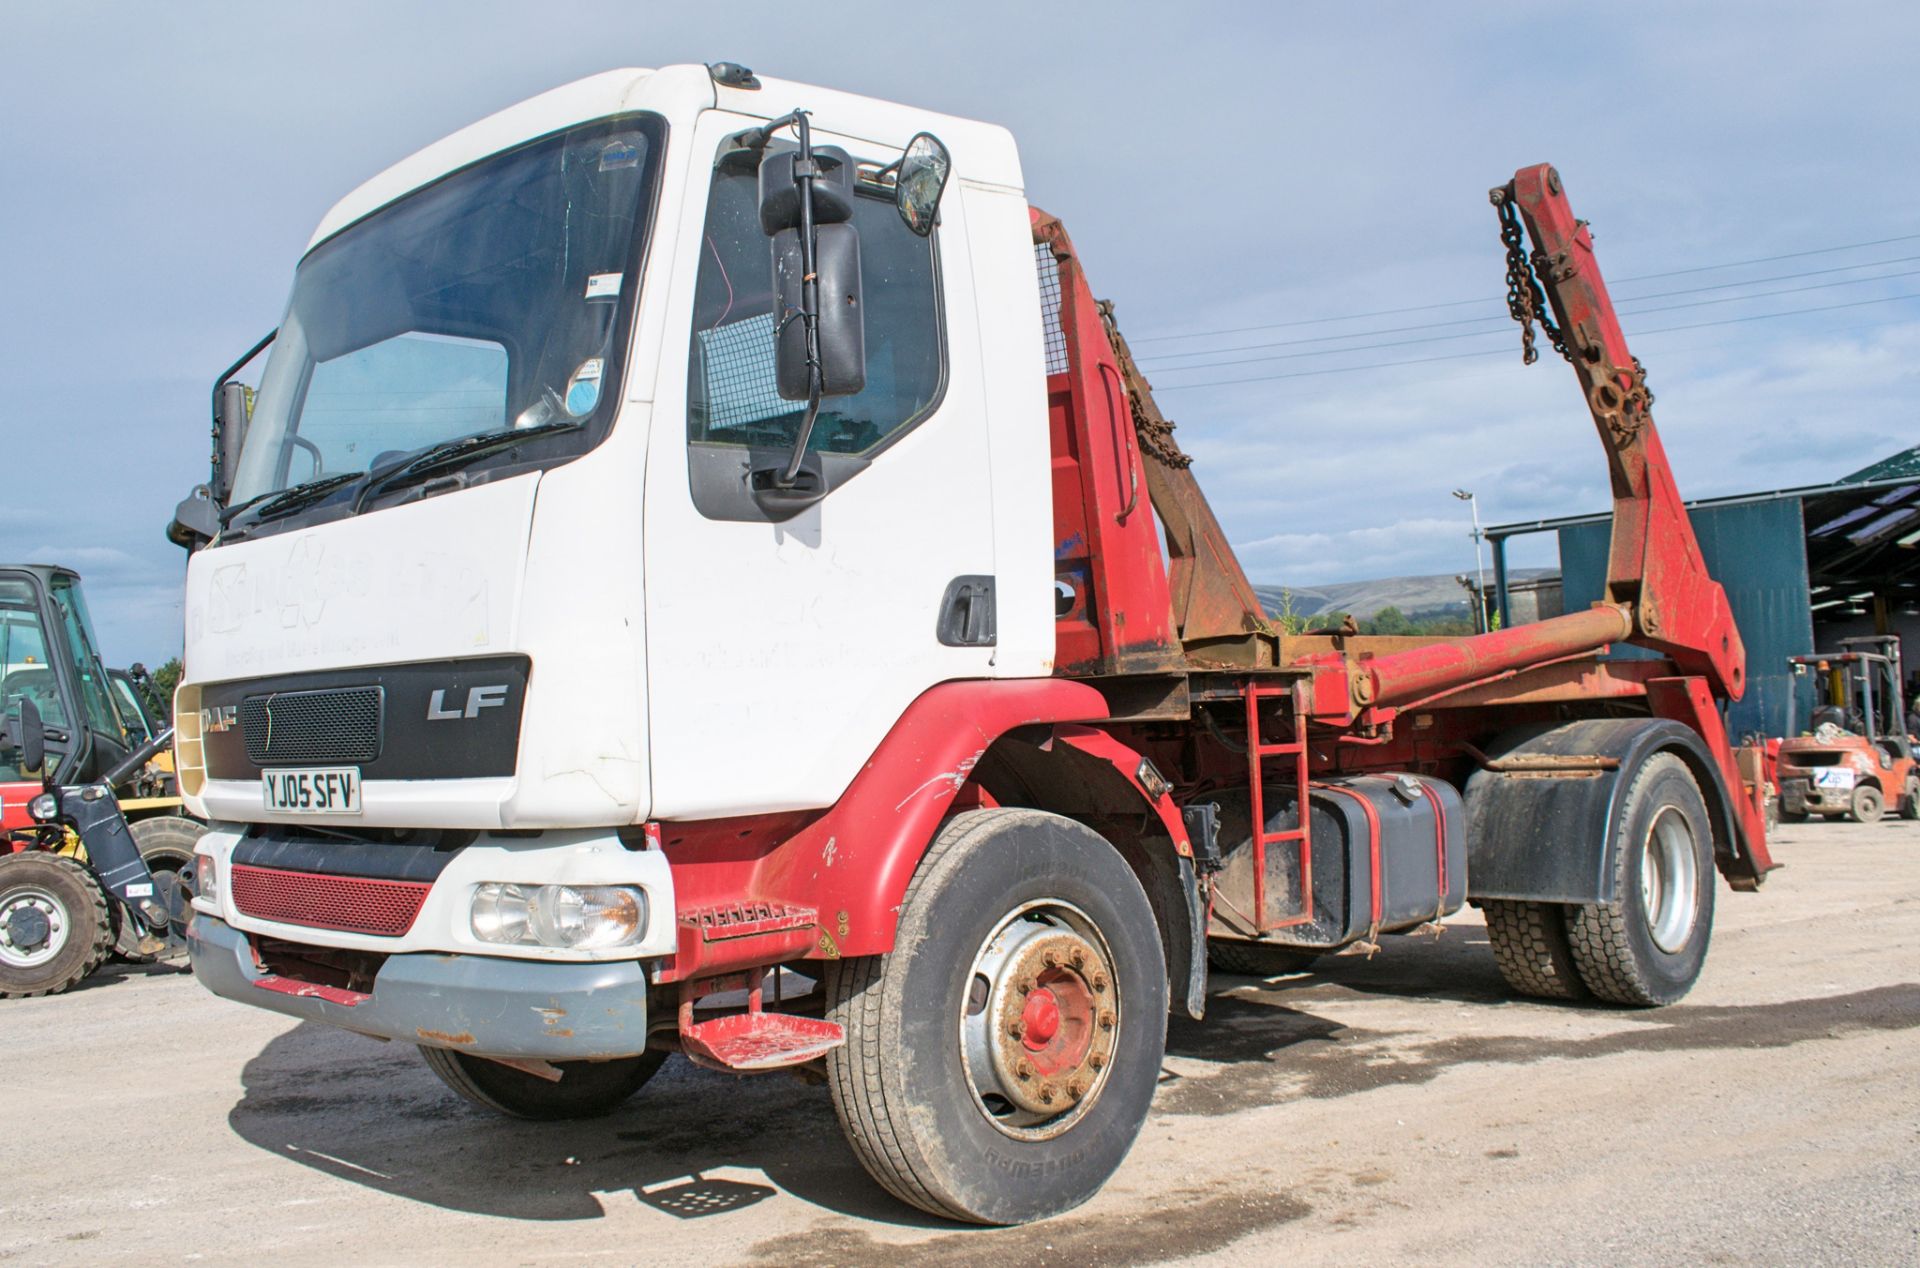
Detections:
937,576,997,648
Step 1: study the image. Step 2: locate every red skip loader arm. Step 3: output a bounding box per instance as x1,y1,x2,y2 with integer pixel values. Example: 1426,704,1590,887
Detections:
1308,164,1748,721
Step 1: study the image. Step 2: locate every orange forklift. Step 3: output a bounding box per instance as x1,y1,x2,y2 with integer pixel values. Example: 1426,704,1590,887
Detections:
1776,635,1919,823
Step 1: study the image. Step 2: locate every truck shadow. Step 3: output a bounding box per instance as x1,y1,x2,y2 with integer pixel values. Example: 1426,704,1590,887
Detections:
225,1021,940,1226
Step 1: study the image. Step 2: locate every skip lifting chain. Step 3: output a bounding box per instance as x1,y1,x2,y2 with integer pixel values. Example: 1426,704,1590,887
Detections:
1493,187,1655,445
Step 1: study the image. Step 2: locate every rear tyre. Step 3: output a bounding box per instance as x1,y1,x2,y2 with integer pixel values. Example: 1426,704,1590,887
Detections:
112,816,205,963
419,1046,666,1120
1566,754,1715,1006
0,854,112,998
1206,938,1318,977
1850,784,1885,824
1482,899,1588,1000
824,809,1167,1225
1902,776,1920,821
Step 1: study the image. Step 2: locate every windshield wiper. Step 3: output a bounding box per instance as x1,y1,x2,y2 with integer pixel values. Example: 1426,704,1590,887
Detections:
225,472,361,527
352,420,583,513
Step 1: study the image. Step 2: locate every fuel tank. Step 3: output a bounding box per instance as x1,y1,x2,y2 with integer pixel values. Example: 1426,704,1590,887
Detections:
1207,774,1466,951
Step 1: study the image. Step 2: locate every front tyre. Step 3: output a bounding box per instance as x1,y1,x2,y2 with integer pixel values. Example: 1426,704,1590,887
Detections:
1850,783,1885,824
0,853,112,998
1567,754,1715,1006
825,809,1168,1225
419,1047,666,1120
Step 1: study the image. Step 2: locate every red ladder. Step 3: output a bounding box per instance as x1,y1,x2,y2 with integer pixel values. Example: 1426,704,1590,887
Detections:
1242,681,1314,931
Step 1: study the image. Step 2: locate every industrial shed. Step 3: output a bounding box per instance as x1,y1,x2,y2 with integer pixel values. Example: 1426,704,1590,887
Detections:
1484,445,1920,741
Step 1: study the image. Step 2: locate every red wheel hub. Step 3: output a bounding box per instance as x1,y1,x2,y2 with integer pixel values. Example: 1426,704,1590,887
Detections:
1020,987,1061,1049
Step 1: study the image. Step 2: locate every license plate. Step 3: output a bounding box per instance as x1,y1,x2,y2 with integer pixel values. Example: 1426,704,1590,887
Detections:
262,767,362,814
1813,767,1857,790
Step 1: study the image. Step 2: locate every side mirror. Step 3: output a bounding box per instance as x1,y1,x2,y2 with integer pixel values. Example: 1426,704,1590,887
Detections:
773,223,865,399
213,380,252,503
894,132,951,237
2,698,47,776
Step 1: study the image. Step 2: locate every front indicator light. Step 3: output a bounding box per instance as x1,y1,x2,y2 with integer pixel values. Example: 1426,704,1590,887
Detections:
471,883,647,950
194,854,219,905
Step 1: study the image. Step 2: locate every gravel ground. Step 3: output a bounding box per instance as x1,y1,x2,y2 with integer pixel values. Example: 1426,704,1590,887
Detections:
2,817,1915,1266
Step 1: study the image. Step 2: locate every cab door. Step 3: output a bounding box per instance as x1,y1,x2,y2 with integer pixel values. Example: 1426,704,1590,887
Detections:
642,111,1000,819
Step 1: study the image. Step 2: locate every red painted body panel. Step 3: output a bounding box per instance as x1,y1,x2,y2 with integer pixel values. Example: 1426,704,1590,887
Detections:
1032,210,1183,676
1,780,37,833
655,678,1110,981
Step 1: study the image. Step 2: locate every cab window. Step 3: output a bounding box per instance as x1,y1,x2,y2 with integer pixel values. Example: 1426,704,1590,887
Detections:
687,144,944,461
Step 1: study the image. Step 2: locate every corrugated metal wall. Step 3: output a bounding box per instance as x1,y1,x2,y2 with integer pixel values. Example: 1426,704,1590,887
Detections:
1558,497,1814,739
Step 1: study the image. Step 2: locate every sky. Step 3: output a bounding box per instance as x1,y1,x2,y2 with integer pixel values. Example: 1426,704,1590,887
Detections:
2,1,1917,664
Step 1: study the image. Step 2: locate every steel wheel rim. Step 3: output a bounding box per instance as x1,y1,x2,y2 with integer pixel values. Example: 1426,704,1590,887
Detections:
959,898,1120,1142
0,885,71,969
1640,806,1699,954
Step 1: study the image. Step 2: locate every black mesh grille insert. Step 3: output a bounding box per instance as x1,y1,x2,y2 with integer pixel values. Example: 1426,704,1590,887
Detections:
241,687,382,765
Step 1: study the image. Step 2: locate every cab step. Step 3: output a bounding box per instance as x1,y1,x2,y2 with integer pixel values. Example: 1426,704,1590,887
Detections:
680,1012,845,1072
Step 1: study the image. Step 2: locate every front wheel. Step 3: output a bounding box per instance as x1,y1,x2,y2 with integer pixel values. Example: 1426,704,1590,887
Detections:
1851,783,1885,824
1899,776,1919,821
0,853,112,998
419,1047,666,1120
1566,754,1715,1006
825,809,1167,1225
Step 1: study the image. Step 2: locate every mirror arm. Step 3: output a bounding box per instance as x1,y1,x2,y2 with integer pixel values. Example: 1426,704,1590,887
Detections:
210,327,276,501
762,109,826,490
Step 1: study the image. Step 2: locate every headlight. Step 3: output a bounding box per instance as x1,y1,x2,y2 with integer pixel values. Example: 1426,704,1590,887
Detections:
194,854,219,904
470,883,647,950
27,792,57,822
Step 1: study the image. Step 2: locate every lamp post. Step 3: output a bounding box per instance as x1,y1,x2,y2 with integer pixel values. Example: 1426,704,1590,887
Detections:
1453,489,1487,632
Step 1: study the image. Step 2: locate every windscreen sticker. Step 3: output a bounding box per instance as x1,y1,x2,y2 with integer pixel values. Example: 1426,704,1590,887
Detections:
599,141,641,171
585,272,623,300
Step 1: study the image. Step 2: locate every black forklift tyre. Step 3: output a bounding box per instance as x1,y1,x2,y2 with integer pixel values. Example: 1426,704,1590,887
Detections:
1206,938,1318,977
0,853,113,998
1850,784,1885,824
1566,754,1715,1006
1899,777,1919,821
419,1046,667,1120
824,808,1168,1225
112,816,205,964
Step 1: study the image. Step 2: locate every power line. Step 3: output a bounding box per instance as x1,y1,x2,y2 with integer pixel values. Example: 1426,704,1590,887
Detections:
1145,267,1920,376
1128,231,1920,346
1136,253,1920,365
1151,291,1920,391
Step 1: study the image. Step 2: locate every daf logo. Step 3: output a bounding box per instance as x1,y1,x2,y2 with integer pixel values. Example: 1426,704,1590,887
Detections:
427,685,509,721
201,705,238,733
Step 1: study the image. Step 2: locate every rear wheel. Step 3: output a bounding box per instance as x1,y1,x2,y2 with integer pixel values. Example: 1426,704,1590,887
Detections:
825,809,1167,1225
0,853,112,998
1566,754,1715,1006
419,1046,666,1120
1482,899,1588,1000
1899,776,1920,821
1850,783,1885,824
1206,938,1318,977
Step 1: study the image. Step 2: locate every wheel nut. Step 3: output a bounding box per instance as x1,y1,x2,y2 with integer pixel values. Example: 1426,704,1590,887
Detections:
1069,947,1086,968
1019,976,1036,995
1092,973,1109,993
1043,950,1059,968
1068,1079,1087,1101
1009,1020,1025,1039
1039,1082,1056,1104
1099,1009,1116,1031
1015,1059,1034,1081
1090,1052,1107,1070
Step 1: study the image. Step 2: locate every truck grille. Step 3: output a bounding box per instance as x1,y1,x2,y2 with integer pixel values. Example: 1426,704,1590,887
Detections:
230,864,428,937
241,687,382,765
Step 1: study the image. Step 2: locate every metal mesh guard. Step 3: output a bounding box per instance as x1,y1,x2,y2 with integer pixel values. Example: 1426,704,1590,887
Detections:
231,864,428,937
241,687,381,765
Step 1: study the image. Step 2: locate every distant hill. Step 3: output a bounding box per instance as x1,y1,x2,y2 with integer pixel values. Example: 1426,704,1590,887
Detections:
1252,569,1558,622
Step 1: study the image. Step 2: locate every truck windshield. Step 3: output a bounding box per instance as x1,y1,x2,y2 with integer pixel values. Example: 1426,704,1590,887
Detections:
230,114,665,509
